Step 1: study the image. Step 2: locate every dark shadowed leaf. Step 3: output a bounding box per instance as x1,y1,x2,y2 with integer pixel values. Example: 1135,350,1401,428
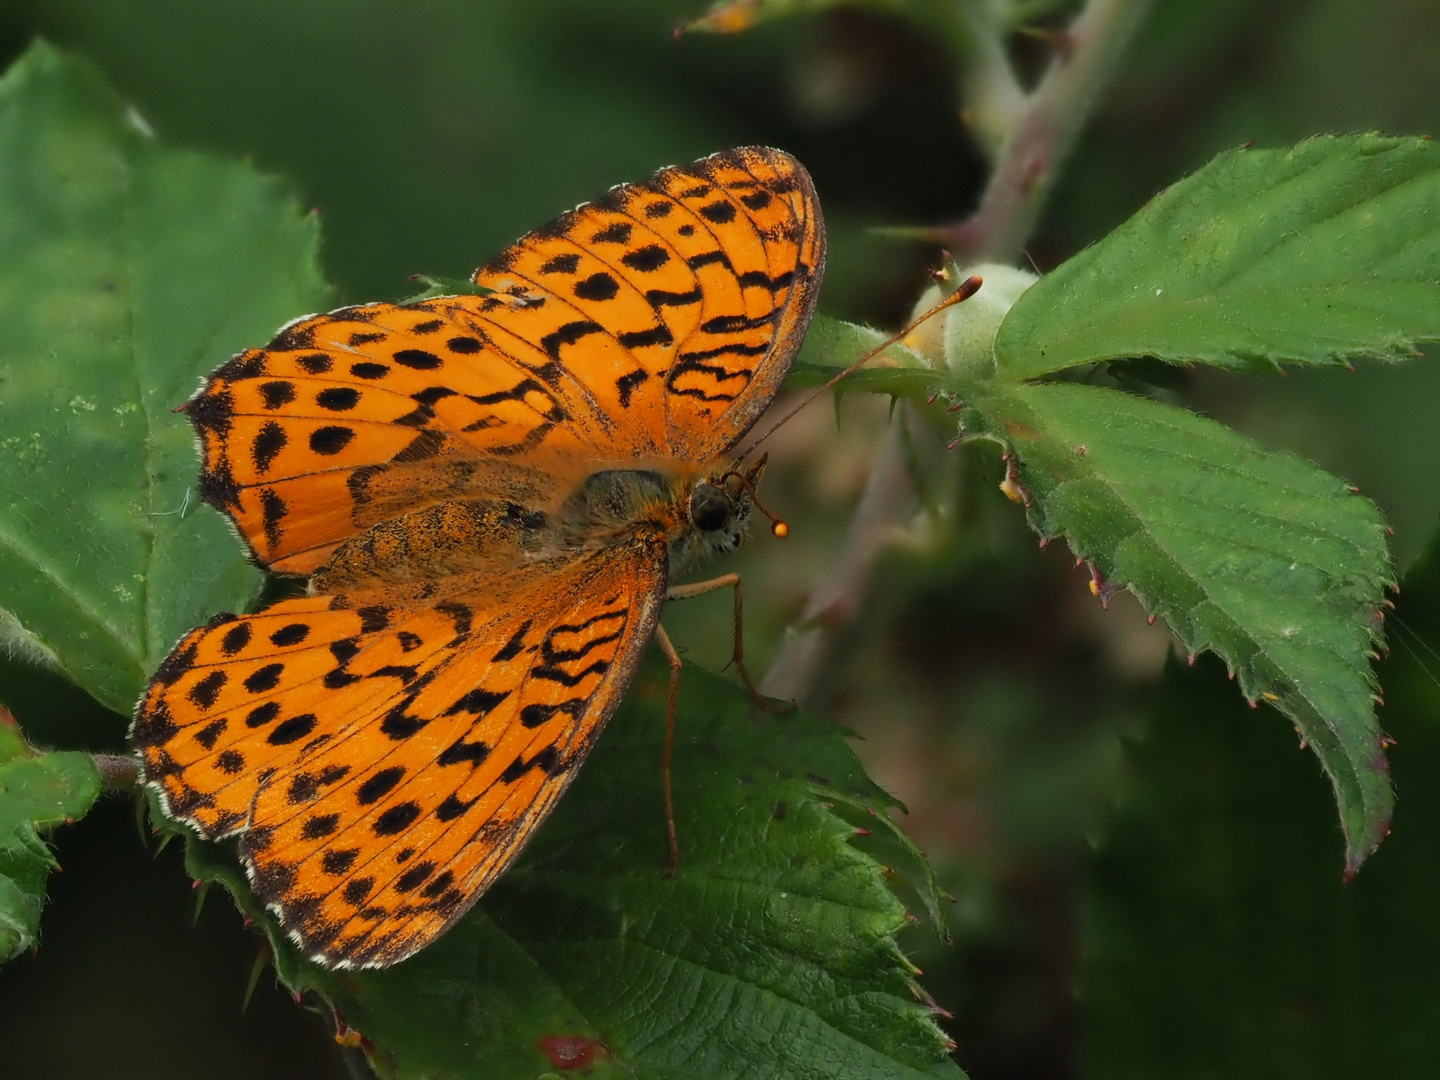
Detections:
0,708,100,962
178,658,960,1080
1082,532,1440,1075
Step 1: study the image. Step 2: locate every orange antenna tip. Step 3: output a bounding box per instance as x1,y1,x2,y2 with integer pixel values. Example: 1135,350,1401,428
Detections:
951,273,983,303
771,521,789,539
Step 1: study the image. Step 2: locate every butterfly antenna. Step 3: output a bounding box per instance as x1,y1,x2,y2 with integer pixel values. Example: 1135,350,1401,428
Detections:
739,274,983,463
722,467,790,538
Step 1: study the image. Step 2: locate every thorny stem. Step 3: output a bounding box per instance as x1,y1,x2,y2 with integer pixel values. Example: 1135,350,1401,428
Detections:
937,0,1153,261
757,0,1151,706
759,416,918,704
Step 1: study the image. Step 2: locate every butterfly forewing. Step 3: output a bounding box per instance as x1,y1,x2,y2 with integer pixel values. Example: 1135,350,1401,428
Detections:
186,147,822,575
477,146,825,460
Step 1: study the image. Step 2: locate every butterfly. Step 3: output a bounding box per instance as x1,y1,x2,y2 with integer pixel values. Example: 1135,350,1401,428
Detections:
131,147,825,969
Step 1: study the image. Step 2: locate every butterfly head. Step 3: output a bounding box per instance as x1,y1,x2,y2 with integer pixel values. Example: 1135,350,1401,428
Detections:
685,454,787,559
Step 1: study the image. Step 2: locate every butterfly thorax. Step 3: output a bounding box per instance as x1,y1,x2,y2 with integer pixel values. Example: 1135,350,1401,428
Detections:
309,456,766,595
558,457,764,578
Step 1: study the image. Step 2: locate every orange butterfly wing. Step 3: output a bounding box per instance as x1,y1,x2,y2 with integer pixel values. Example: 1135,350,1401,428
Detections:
189,147,823,575
137,147,825,968
135,512,668,967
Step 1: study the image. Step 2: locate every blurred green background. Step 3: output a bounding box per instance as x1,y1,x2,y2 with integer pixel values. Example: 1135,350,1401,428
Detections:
2,1,1439,1077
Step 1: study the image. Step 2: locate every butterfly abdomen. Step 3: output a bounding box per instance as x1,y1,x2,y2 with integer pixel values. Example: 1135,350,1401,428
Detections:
312,498,561,592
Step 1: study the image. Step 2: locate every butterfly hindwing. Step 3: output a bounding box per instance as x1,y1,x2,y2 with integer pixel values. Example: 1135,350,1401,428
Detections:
136,527,668,968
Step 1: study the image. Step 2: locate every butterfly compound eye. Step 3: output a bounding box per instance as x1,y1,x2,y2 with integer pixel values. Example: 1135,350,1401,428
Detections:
689,484,732,532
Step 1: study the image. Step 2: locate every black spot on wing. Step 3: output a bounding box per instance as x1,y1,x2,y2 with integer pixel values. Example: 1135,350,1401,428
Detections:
260,381,296,409
644,286,702,309
540,253,580,274
435,794,474,822
245,702,280,728
322,849,358,875
621,244,670,272
267,713,317,745
187,671,226,710
189,389,234,437
393,349,443,370
520,699,585,728
412,386,456,406
395,861,436,892
357,766,406,805
252,422,287,473
215,352,266,381
373,801,421,836
194,718,227,749
380,707,427,740
492,620,531,661
591,222,632,244
302,814,339,839
260,489,286,548
541,320,603,360
391,428,445,463
687,250,731,271
358,606,391,633
317,387,360,411
701,311,781,334
270,623,310,646
737,269,796,293
573,272,619,302
269,322,317,352
500,744,561,781
437,735,491,767
443,688,509,717
310,426,355,455
616,369,650,407
617,325,674,349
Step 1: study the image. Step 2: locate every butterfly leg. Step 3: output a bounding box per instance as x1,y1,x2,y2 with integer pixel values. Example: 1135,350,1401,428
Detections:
654,623,683,877
665,574,795,715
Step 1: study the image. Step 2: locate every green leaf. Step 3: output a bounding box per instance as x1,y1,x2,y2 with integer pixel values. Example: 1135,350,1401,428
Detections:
787,313,942,400
176,658,961,1080
396,274,494,304
1083,526,1440,1078
994,135,1440,380
0,42,332,713
0,712,100,962
951,380,1393,869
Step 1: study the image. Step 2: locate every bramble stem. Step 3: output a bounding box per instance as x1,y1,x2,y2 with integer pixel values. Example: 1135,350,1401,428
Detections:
937,0,1153,261
758,0,1151,705
759,416,917,704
